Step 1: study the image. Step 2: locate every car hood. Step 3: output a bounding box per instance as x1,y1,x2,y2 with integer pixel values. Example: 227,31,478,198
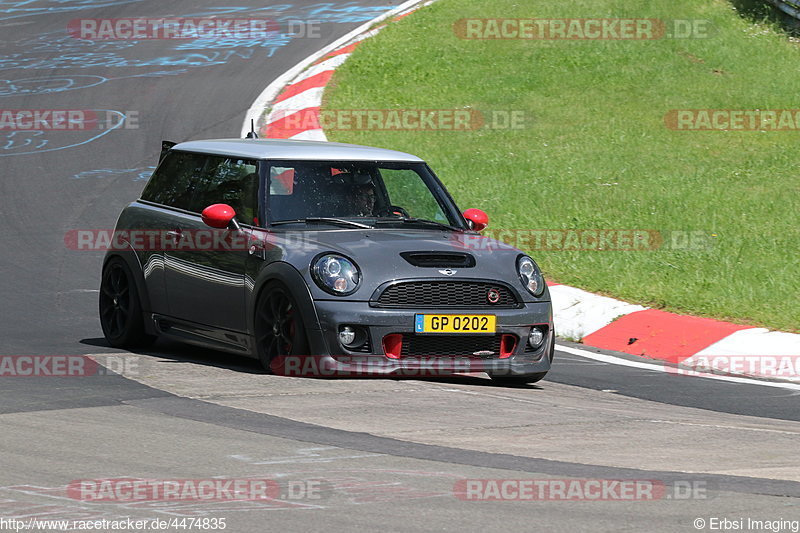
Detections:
255,227,548,303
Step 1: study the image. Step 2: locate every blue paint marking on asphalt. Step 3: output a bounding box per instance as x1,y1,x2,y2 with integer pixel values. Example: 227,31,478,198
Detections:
0,3,393,74
0,71,185,97
0,109,126,157
0,31,248,71
0,32,274,71
174,35,292,55
0,2,392,153
0,0,144,22
71,166,156,181
183,3,392,23
0,75,107,96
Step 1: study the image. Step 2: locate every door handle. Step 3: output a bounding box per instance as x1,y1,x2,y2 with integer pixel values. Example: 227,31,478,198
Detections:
164,229,183,242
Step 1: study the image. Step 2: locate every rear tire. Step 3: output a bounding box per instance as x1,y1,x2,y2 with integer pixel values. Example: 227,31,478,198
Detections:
99,258,156,348
254,282,310,373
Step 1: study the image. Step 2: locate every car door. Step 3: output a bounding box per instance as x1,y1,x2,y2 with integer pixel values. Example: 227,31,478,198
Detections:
137,150,207,316
163,154,259,332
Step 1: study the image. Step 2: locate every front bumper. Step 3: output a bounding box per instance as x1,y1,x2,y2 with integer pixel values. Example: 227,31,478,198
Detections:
277,299,554,377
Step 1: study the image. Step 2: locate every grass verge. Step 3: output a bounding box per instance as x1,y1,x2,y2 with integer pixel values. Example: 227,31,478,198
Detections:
325,0,799,332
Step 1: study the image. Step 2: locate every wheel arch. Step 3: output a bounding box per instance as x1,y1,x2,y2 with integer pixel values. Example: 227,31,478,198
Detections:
249,262,327,355
102,246,153,319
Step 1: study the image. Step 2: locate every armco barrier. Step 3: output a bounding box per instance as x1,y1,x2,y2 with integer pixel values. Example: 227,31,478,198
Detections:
767,0,800,20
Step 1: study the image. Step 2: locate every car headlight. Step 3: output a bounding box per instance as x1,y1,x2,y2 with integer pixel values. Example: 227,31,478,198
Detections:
311,254,361,296
517,255,545,297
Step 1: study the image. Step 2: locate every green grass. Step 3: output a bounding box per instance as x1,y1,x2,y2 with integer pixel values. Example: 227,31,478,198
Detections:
324,0,800,332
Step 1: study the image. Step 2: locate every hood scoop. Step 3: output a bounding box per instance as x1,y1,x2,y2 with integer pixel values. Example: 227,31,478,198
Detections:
400,251,476,268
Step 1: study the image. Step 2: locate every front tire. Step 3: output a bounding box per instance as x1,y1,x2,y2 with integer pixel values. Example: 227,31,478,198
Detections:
490,372,548,385
255,282,309,372
99,257,156,348
490,338,554,385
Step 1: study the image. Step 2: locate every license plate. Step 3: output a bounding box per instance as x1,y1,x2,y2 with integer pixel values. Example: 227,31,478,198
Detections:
414,314,496,334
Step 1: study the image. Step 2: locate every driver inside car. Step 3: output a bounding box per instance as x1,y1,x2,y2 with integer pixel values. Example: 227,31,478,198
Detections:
351,182,377,217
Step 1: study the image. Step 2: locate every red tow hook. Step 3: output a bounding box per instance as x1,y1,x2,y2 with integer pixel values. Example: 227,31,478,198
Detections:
383,334,403,359
499,334,518,359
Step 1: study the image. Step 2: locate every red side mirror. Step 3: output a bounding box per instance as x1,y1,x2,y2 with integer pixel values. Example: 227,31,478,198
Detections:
463,208,489,232
201,204,236,229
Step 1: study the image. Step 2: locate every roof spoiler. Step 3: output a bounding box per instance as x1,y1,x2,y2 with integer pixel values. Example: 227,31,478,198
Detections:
159,140,177,163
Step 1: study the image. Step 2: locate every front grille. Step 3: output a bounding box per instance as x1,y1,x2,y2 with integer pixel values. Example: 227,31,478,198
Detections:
400,333,503,358
374,281,518,308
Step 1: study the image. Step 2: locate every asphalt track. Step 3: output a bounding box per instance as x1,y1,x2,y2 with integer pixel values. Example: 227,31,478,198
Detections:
0,2,798,532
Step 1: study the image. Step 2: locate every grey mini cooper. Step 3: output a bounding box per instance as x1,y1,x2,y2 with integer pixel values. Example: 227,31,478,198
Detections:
100,138,554,384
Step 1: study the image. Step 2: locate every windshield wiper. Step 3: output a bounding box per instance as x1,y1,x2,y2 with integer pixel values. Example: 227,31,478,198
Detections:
270,217,373,229
375,217,460,232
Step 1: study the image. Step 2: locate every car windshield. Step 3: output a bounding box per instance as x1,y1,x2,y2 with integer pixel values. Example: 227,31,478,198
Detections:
266,161,464,228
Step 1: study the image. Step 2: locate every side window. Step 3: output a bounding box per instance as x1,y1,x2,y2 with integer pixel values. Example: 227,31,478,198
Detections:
380,168,448,222
141,151,206,211
189,156,259,225
266,163,361,221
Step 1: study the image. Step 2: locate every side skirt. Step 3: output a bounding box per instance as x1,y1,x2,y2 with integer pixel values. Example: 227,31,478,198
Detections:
150,313,257,358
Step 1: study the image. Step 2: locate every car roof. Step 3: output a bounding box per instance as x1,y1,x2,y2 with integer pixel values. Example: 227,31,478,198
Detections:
172,138,425,163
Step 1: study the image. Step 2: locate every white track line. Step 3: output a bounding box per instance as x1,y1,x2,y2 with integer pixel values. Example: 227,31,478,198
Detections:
557,344,800,391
